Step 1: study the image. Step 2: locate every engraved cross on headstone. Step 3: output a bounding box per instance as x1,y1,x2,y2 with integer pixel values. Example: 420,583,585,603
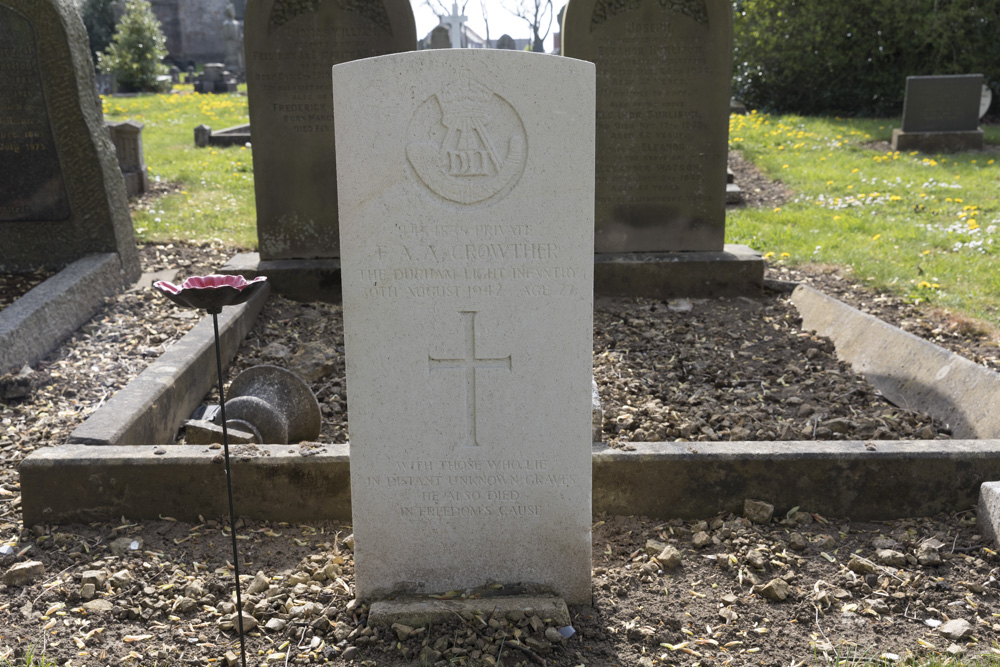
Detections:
429,311,511,446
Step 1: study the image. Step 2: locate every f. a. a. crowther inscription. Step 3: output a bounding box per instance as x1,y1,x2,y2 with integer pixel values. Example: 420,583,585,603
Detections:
334,50,595,604
0,4,70,222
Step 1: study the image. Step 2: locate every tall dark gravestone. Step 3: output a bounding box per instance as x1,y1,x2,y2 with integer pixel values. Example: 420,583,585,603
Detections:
0,0,139,280
243,0,416,299
563,0,732,252
562,0,761,297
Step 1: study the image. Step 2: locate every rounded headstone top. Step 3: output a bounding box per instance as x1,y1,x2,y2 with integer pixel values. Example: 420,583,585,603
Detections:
982,85,993,119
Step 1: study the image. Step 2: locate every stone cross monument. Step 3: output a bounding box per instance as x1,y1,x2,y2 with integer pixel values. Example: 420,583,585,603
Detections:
440,2,467,48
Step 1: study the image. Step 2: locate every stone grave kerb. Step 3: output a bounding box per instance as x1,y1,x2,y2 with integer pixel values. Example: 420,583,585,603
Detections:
0,0,140,282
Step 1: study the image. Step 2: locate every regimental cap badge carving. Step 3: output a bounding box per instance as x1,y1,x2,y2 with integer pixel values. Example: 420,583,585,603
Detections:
406,79,528,206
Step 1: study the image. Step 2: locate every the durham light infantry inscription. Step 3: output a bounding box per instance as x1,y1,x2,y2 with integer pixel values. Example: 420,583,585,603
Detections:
245,0,415,260
0,5,70,222
562,0,733,252
334,50,595,604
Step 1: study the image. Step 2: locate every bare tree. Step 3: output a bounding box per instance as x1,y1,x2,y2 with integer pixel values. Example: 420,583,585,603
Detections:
479,0,491,47
502,0,553,52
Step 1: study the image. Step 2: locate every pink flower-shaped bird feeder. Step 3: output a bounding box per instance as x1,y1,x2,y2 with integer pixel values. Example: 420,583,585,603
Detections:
151,272,267,667
153,274,267,314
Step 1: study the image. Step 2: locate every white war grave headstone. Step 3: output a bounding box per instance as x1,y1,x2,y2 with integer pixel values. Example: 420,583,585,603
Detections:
334,50,595,605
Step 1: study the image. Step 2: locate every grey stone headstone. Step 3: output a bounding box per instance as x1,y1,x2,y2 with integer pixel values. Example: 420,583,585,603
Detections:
107,120,149,197
429,24,451,48
982,85,993,119
901,74,983,133
495,33,515,49
194,124,212,148
0,0,139,281
245,0,416,262
562,0,733,252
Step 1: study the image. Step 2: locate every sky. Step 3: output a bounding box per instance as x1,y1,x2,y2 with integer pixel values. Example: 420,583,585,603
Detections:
409,0,559,52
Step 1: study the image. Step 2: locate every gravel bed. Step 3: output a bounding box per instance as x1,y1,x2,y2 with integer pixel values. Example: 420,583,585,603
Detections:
211,289,947,448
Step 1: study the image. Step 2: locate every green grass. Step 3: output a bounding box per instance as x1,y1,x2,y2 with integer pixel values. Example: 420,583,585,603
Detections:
727,112,1000,325
102,83,255,248
0,644,58,667
105,91,1000,327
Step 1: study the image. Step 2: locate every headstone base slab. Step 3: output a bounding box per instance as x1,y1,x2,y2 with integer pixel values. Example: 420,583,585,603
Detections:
367,595,571,628
219,253,341,303
192,123,251,148
595,245,763,299
891,128,984,153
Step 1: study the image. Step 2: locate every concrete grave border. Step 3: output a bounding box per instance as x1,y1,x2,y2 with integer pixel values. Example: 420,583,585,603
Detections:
20,280,1000,525
1,254,127,376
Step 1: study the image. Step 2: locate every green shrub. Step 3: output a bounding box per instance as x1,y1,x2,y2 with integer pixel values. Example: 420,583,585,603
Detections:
97,0,170,93
733,0,1000,116
80,0,117,65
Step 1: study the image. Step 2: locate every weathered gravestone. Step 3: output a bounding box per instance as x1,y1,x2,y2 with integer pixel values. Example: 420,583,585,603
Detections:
242,0,415,300
428,24,451,48
563,0,732,252
495,33,516,49
334,50,595,604
107,120,149,198
892,74,985,153
562,0,761,297
0,0,139,281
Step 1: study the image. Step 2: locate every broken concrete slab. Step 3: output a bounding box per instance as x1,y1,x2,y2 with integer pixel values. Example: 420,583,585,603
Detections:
792,283,1000,439
1,253,126,375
